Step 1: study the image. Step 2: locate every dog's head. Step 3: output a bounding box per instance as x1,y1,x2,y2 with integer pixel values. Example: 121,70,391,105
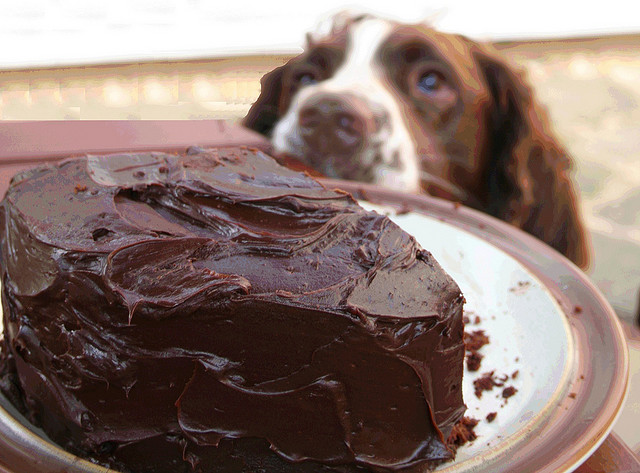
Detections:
244,13,589,267
244,13,500,196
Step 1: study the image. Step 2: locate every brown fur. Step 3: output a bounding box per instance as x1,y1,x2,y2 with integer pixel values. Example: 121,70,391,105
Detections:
471,43,589,267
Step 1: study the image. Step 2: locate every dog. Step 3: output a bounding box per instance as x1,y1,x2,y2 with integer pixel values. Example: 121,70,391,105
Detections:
243,12,589,268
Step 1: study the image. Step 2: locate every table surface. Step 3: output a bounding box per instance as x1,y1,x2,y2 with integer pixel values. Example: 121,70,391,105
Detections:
0,119,637,472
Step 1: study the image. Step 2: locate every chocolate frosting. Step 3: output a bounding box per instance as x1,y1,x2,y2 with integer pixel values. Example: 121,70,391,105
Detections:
0,147,465,472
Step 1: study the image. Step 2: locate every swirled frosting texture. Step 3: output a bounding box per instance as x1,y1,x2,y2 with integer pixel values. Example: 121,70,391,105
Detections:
0,147,465,472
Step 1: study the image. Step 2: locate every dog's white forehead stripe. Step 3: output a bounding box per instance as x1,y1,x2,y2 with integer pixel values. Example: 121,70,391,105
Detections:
330,18,392,87
333,19,421,193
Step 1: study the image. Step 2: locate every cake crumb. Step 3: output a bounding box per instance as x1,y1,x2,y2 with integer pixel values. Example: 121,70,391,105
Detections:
448,417,478,447
474,315,481,324
473,371,510,399
464,330,489,351
473,371,498,398
574,305,583,314
502,386,517,399
74,184,87,193
509,281,531,294
486,412,497,423
511,370,519,379
466,351,483,372
568,392,577,399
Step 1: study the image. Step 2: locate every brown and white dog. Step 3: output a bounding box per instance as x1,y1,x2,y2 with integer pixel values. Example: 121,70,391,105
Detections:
243,13,589,268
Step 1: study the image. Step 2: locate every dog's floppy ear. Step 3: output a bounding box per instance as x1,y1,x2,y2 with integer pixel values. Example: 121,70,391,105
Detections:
474,44,590,268
243,64,287,136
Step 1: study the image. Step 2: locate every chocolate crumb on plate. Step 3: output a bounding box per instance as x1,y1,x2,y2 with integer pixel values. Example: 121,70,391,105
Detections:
474,371,499,398
486,412,497,423
464,329,490,372
466,351,483,372
464,330,490,351
448,417,479,448
502,386,518,399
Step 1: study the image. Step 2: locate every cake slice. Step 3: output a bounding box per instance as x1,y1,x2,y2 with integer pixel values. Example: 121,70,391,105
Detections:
0,146,466,472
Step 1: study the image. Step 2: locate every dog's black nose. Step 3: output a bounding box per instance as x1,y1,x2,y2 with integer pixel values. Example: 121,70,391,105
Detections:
298,94,374,156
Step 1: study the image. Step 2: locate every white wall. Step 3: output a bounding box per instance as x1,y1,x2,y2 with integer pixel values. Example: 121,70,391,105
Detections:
1,0,640,68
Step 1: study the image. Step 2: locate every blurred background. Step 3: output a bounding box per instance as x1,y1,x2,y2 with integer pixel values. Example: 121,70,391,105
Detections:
0,0,639,325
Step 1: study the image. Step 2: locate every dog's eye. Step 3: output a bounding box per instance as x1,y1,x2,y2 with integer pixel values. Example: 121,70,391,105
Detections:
417,71,444,95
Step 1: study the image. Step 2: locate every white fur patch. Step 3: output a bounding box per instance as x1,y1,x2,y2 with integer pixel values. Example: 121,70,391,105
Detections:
272,17,421,193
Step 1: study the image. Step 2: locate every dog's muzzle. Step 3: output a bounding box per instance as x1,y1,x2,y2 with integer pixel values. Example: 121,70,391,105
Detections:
298,93,377,159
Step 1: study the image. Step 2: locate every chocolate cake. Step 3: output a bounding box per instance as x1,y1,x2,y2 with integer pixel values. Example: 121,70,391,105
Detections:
0,147,466,472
